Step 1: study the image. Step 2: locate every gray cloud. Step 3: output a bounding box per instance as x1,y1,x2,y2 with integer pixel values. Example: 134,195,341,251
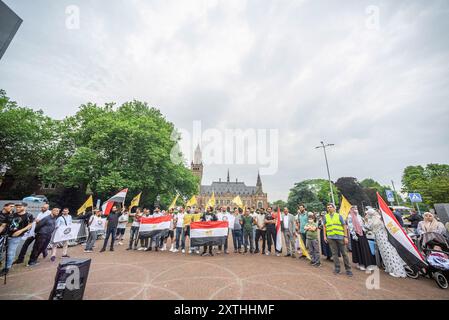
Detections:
1,0,448,201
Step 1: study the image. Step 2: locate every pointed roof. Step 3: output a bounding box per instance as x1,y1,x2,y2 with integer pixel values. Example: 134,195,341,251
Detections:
227,169,230,182
256,171,262,186
193,144,202,165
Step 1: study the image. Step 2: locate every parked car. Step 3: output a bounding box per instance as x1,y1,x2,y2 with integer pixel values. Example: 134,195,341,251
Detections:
22,195,48,203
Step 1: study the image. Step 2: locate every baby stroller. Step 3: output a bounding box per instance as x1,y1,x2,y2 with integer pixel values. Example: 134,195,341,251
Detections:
407,232,449,289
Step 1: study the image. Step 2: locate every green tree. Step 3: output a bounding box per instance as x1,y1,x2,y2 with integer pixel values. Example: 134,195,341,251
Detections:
270,199,287,210
41,100,199,207
0,90,58,198
402,164,449,207
287,179,339,213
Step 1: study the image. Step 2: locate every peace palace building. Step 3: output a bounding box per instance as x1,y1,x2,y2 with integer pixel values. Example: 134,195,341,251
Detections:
190,145,268,209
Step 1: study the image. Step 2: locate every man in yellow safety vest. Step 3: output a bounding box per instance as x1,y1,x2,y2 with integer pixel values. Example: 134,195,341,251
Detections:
323,203,353,277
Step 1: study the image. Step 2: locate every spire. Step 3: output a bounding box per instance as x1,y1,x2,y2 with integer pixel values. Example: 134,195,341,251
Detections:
256,171,263,193
227,169,230,182
193,144,202,165
256,171,262,186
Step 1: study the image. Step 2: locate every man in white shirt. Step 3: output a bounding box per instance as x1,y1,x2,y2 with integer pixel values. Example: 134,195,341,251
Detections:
50,207,73,261
173,207,185,253
281,208,296,258
217,207,231,254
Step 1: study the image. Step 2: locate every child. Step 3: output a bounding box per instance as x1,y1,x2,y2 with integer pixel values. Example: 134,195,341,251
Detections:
304,213,320,267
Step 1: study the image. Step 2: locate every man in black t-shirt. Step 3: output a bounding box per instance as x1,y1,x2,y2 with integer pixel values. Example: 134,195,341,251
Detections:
264,207,277,256
100,205,121,252
0,202,15,267
0,203,34,276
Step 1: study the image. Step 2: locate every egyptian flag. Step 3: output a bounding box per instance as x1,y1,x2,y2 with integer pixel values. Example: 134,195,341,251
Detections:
190,221,228,247
377,192,427,270
275,207,282,253
101,188,128,216
138,215,171,239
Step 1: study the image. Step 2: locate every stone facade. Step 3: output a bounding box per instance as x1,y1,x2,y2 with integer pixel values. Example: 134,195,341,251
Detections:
190,145,268,209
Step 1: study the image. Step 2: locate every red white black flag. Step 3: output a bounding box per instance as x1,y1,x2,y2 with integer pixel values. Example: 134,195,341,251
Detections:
377,192,427,270
190,221,228,247
101,188,128,216
138,215,171,239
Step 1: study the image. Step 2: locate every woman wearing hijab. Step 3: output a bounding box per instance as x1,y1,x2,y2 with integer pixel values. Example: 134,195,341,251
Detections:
365,208,407,278
347,206,376,271
417,212,446,235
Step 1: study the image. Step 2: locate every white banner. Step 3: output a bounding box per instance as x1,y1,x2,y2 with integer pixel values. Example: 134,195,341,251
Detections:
90,218,107,231
53,223,81,243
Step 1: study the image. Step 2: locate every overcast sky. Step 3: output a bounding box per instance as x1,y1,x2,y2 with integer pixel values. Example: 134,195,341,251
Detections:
1,0,448,201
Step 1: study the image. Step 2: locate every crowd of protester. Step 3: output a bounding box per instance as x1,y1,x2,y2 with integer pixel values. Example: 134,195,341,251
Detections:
1,200,448,280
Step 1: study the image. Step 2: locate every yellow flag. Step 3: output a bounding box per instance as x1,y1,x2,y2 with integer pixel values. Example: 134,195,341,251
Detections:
298,234,311,260
231,195,243,208
206,192,216,208
339,195,352,220
169,194,179,210
77,195,93,216
186,195,197,207
129,192,142,211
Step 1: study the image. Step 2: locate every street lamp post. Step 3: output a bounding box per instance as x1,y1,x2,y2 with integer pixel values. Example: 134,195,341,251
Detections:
315,141,336,206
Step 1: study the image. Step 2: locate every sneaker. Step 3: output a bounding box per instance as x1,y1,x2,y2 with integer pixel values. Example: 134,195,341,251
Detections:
276,253,281,257
201,252,209,256
27,262,39,267
126,247,132,251
195,250,200,254
216,251,221,255
210,252,214,256
110,248,114,252
173,249,179,253
254,250,260,254
118,242,123,246
50,256,56,262
333,269,341,275
84,250,93,253
137,247,145,251
284,254,291,257
265,252,270,256
314,263,322,268
100,248,106,253
346,270,353,277
188,250,192,254
359,266,366,271
133,247,138,250
224,250,229,254
13,259,24,265
182,249,186,254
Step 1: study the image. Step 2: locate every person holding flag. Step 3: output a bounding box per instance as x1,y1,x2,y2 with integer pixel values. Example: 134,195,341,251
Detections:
200,206,218,256
100,205,122,253
323,203,353,276
275,207,282,257
365,208,407,277
127,207,142,250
